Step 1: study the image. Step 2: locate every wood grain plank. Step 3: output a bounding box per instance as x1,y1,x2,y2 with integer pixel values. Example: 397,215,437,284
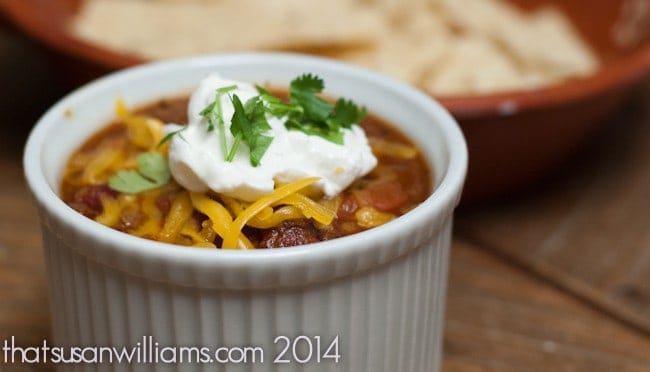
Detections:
444,240,650,372
0,24,62,349
457,82,650,334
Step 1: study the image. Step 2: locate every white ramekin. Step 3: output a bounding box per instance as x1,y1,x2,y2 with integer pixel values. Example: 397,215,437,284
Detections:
24,54,467,372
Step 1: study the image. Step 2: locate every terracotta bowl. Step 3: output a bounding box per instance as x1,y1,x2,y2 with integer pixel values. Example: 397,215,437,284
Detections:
2,0,649,203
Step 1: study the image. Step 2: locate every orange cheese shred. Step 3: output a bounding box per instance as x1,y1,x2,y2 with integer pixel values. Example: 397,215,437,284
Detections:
116,98,164,150
130,190,164,239
189,192,253,249
247,205,304,229
221,177,320,249
274,193,336,226
159,192,193,243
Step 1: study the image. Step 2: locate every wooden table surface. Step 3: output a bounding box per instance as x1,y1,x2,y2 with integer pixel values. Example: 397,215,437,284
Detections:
1,24,649,371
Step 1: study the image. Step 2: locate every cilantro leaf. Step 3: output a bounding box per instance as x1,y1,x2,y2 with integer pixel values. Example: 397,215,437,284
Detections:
257,85,303,117
249,134,274,166
230,94,274,166
285,120,344,144
109,171,157,194
137,152,170,182
290,74,333,122
290,73,325,94
108,152,170,193
331,98,367,129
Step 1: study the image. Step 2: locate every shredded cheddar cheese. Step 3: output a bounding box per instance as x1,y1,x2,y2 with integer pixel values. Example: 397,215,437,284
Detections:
81,145,124,184
222,177,320,248
67,99,402,250
95,194,125,227
368,137,418,159
180,219,215,248
130,189,164,238
355,206,395,228
274,193,336,226
189,192,253,249
246,205,304,229
116,98,165,150
159,192,193,243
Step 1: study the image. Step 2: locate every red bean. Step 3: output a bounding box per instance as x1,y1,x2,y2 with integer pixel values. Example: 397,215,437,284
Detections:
70,184,117,218
257,220,320,248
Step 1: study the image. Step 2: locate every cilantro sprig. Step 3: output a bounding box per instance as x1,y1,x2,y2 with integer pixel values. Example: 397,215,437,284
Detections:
198,74,366,167
261,73,367,145
228,95,274,166
108,152,171,193
200,85,238,158
198,85,274,166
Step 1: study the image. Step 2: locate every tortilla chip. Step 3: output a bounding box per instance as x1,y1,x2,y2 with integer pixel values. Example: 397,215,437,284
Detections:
436,0,598,81
337,7,451,84
72,0,384,59
422,34,546,96
520,7,600,78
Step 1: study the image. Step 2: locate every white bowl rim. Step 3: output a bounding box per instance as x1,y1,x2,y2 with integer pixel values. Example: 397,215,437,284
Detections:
24,53,467,275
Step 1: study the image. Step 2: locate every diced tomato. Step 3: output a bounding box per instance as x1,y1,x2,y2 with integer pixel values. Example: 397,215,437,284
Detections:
337,194,359,221
118,210,144,231
356,180,408,212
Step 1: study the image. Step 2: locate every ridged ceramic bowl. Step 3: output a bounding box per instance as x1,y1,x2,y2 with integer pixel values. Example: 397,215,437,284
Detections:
24,54,467,372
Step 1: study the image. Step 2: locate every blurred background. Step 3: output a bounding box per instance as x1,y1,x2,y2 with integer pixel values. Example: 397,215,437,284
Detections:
0,0,649,370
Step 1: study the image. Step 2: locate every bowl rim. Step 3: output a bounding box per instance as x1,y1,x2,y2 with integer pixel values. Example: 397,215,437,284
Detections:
2,0,649,119
23,53,468,280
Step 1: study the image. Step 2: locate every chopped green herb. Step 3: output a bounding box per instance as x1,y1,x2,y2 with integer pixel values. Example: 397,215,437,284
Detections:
229,94,274,166
289,74,333,122
258,73,367,144
285,120,344,144
156,127,187,148
217,85,239,95
330,98,368,130
200,85,238,158
108,152,171,193
198,74,366,167
256,85,304,117
200,101,215,130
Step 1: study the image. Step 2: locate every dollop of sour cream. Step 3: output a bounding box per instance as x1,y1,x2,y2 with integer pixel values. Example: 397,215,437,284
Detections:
166,74,377,202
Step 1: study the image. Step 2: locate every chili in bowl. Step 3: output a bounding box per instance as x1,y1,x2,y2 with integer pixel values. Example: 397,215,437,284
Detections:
24,53,467,372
